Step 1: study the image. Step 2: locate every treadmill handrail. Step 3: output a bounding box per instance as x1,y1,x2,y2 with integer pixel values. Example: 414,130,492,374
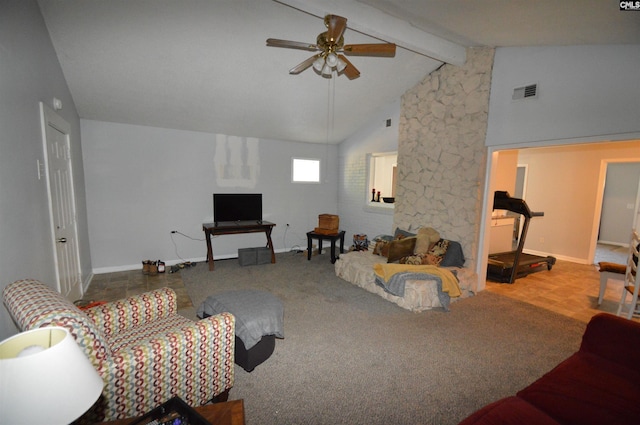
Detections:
493,191,536,218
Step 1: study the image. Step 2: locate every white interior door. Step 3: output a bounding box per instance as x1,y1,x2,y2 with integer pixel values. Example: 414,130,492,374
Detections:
634,174,640,231
40,103,82,301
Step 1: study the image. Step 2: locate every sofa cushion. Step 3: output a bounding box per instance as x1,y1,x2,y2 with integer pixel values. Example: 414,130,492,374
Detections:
579,312,640,373
458,396,560,425
105,314,194,353
517,351,640,425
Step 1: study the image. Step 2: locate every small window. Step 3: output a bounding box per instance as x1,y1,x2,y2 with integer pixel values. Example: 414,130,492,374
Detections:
292,158,320,183
368,152,397,203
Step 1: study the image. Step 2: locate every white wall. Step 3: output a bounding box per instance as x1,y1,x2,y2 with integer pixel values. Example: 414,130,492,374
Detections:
337,100,401,246
81,120,338,272
0,1,92,339
486,45,640,147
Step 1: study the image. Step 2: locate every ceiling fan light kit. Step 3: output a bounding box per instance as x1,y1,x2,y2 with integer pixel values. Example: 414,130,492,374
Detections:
312,52,347,77
266,14,395,79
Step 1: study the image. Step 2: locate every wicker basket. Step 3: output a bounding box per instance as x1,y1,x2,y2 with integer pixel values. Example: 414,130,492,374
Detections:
314,227,339,235
318,214,339,231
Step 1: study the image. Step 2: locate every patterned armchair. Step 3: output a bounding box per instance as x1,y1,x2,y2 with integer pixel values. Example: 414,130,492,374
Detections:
3,279,235,422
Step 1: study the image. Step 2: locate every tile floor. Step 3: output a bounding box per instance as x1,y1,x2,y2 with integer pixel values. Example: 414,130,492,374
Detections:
486,243,636,323
84,268,194,310
83,244,636,324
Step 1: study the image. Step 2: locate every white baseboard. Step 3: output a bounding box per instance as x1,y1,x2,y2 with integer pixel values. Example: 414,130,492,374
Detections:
92,256,207,275
91,248,290,275
597,240,628,248
523,249,590,265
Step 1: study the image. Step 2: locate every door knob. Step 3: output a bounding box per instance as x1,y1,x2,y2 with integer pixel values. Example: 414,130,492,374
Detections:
57,237,67,243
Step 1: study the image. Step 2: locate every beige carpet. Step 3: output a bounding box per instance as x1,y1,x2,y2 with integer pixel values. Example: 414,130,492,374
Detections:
181,252,587,425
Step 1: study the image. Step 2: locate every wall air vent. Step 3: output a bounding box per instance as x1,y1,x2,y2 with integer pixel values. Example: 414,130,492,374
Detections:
512,83,538,101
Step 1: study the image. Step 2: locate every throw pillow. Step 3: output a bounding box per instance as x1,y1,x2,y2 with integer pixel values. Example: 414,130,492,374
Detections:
426,239,450,266
399,254,425,265
371,235,393,256
399,252,441,266
387,237,417,263
414,227,441,254
394,227,416,239
373,240,390,257
439,240,466,267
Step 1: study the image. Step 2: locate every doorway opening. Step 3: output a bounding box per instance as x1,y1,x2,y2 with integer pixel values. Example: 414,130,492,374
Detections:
595,160,640,264
479,140,640,291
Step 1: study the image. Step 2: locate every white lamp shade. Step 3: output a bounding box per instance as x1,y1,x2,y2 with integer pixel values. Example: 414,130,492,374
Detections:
312,56,325,72
321,63,332,76
0,327,104,425
325,52,338,67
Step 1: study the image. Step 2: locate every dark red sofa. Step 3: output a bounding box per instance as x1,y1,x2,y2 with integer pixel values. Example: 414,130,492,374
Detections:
458,313,640,425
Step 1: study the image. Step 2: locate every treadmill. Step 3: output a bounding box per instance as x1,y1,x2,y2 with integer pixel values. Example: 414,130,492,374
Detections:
487,191,556,283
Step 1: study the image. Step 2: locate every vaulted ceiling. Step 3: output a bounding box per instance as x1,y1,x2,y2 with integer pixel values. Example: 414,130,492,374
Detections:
37,0,639,144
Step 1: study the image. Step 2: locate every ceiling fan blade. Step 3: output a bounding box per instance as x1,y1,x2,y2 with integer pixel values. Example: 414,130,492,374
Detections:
338,54,360,80
266,38,319,52
325,15,347,44
342,43,396,57
289,54,321,75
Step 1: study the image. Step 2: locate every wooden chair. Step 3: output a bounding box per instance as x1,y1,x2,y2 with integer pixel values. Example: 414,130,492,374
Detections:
597,262,626,305
616,230,640,319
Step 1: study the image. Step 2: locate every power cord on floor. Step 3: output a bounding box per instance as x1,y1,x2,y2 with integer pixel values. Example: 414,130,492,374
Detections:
170,232,187,263
282,224,306,253
170,230,204,264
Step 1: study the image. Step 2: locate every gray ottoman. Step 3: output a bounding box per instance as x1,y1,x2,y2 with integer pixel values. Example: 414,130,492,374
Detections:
197,290,284,372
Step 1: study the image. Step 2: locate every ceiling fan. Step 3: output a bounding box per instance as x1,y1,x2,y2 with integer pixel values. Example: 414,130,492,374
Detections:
266,14,396,79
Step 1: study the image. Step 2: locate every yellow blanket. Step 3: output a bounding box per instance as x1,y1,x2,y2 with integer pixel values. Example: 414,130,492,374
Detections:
373,263,462,297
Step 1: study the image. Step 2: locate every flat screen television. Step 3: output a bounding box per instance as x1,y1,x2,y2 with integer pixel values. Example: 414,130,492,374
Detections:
213,193,262,223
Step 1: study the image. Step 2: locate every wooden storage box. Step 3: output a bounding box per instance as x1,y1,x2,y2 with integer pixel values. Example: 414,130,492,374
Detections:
318,214,339,231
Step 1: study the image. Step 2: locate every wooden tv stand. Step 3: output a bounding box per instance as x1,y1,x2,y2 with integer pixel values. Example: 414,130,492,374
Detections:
202,221,276,271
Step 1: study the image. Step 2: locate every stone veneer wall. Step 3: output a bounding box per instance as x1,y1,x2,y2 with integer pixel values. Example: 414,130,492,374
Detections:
395,47,495,271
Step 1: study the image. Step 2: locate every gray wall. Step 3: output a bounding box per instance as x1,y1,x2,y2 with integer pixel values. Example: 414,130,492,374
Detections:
486,45,640,147
0,1,92,339
337,100,401,245
480,44,640,277
81,120,338,271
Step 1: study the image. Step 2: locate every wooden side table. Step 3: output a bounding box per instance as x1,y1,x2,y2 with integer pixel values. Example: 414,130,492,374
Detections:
306,230,346,263
98,399,245,425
